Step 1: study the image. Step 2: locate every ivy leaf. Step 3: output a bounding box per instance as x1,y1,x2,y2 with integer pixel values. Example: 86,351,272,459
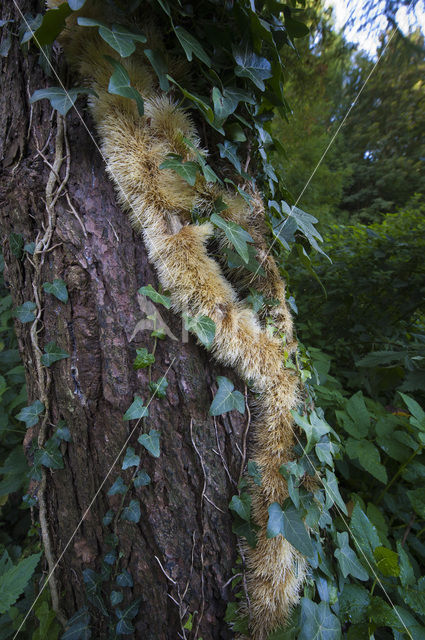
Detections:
350,504,380,562
0,552,41,615
96,22,146,57
149,376,168,399
266,502,313,558
211,214,253,263
108,477,127,496
144,49,169,91
322,469,348,515
209,376,245,416
41,342,70,367
245,289,264,313
14,301,36,323
120,499,141,523
167,76,214,124
373,546,400,577
30,87,92,116
299,599,341,640
16,400,44,428
233,47,272,91
232,519,259,549
133,470,151,488
34,437,64,469
247,460,262,486
138,429,161,458
102,510,114,527
397,540,415,587
335,531,369,581
123,396,149,421
110,591,123,606
223,246,265,277
122,446,140,470
212,87,238,126
138,284,171,309
42,278,69,303
56,423,71,442
174,26,211,66
133,347,155,370
106,57,144,116
229,493,251,522
280,202,328,258
68,0,87,9
104,551,117,566
116,570,133,587
159,153,200,187
184,314,216,349
217,140,242,174
61,606,91,640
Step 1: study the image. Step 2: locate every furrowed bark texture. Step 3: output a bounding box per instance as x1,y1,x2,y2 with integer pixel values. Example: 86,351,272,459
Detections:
0,3,246,637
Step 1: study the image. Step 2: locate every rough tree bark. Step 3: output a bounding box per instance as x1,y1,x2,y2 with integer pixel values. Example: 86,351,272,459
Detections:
0,3,247,637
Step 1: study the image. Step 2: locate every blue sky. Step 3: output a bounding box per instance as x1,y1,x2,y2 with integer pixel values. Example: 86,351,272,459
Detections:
325,0,425,56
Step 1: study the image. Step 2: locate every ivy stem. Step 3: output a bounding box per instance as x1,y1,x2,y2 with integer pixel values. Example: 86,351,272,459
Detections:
376,445,422,505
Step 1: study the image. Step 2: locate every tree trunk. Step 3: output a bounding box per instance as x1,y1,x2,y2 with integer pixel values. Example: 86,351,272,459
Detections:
0,3,247,637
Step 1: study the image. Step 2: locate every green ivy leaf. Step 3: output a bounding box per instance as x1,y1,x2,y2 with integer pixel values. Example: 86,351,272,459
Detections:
122,446,140,470
138,284,171,309
399,392,425,431
77,18,146,57
159,153,200,186
34,437,64,470
217,140,242,174
106,56,144,115
184,314,216,348
120,499,141,523
322,469,348,515
40,342,70,367
104,551,116,566
397,540,415,587
16,400,44,428
233,47,272,91
350,503,380,562
138,429,161,458
123,396,149,421
14,301,36,323
56,423,71,442
42,278,69,303
209,376,245,416
299,599,341,640
335,531,369,581
103,510,114,527
247,460,262,486
144,49,169,91
116,570,133,587
68,0,87,9
174,26,211,66
108,477,127,496
30,87,93,116
167,76,214,124
149,376,168,399
61,606,91,640
223,246,265,276
133,470,151,488
133,347,155,370
232,519,259,549
266,502,313,558
229,493,251,522
110,591,123,606
211,213,253,263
